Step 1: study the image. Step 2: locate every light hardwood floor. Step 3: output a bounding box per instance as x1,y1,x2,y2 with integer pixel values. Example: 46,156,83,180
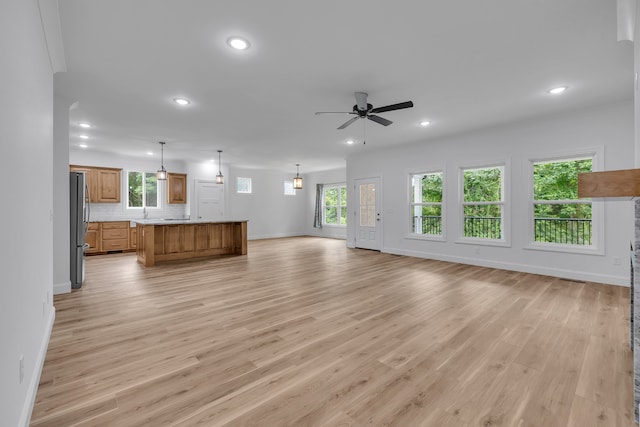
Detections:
32,237,635,426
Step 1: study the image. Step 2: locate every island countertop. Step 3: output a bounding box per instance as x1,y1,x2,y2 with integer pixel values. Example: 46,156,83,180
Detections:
133,219,248,226
135,220,247,266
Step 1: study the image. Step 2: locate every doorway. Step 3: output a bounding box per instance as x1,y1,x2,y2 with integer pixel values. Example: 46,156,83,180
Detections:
194,180,224,221
354,177,381,250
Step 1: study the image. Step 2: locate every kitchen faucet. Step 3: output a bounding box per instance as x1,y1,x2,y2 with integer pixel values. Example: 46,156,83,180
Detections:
143,206,148,219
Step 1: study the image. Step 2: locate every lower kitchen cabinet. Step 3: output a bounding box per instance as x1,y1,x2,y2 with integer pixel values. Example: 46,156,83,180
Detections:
86,221,136,255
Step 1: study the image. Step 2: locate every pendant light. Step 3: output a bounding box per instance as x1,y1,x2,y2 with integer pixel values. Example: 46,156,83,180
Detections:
293,164,303,189
216,150,224,184
156,141,167,180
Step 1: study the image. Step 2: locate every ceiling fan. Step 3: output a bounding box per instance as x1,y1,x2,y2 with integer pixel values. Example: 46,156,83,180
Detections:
315,92,414,130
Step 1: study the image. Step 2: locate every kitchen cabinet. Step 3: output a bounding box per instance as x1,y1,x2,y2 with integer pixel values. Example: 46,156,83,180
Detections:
86,222,101,253
69,165,122,203
167,172,187,204
129,226,137,249
101,221,129,251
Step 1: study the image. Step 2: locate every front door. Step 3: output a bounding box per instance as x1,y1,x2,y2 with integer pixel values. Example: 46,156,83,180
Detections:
195,180,224,221
355,177,381,250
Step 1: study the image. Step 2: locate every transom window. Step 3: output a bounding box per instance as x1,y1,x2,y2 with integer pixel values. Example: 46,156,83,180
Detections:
462,166,504,240
410,172,443,236
532,157,592,246
323,184,347,226
127,171,158,208
236,177,252,194
284,181,296,195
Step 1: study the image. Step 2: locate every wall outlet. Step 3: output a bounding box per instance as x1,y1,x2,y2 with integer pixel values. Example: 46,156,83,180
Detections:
19,355,24,384
613,256,621,265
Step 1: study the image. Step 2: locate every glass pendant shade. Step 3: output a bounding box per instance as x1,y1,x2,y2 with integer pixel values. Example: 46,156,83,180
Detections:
157,141,167,180
216,150,224,184
293,164,303,189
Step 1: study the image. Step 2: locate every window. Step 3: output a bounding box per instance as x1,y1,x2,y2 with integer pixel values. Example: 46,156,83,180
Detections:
127,171,158,208
237,177,252,194
462,166,504,240
323,184,347,226
284,180,296,195
532,157,592,246
410,172,443,236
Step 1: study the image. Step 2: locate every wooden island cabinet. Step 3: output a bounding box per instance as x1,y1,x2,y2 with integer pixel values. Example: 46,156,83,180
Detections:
135,220,247,266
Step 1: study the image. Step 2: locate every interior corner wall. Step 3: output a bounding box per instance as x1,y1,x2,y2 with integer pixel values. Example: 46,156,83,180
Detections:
53,94,73,295
305,168,347,239
347,100,634,286
0,1,56,426
227,167,307,240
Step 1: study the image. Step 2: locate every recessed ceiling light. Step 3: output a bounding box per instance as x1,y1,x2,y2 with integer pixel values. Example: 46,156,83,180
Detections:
548,86,568,95
419,120,431,127
346,139,355,145
79,135,89,139
227,37,250,50
147,151,154,156
79,123,91,128
174,98,190,105
79,143,88,148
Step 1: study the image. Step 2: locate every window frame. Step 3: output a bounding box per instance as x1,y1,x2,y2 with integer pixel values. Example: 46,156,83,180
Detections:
525,148,604,255
322,183,347,227
126,170,160,210
284,180,296,196
406,170,445,242
456,160,511,247
236,177,252,194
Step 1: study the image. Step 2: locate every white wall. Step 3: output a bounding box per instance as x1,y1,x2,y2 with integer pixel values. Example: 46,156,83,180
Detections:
227,167,307,240
0,1,56,425
53,95,74,295
305,168,347,239
69,149,188,221
347,101,634,286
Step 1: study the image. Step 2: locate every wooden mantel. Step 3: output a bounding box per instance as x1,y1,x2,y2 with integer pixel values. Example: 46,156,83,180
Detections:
578,169,640,198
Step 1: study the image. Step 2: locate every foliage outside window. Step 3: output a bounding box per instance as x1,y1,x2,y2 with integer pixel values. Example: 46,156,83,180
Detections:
284,181,296,195
532,157,592,245
128,172,158,208
462,166,503,239
324,184,347,226
237,177,252,194
410,172,443,236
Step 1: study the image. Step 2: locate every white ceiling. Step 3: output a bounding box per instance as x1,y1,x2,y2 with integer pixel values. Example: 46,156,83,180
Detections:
56,0,633,173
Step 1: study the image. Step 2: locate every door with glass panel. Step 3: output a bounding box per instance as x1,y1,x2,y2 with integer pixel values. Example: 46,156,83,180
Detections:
355,177,381,250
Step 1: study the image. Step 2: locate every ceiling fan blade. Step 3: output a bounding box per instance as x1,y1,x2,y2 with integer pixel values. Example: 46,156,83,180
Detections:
315,111,355,115
367,115,393,126
370,101,414,114
337,116,359,129
354,92,368,111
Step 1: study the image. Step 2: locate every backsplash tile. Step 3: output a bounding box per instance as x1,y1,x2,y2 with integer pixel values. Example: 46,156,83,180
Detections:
89,203,188,222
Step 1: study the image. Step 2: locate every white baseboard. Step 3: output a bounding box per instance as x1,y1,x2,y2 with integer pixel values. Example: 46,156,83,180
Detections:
383,247,629,287
19,306,55,427
248,232,305,240
53,280,71,295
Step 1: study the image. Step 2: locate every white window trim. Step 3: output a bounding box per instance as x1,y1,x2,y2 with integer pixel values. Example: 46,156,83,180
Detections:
236,177,252,194
323,183,347,227
284,180,296,196
405,169,446,242
126,171,161,209
524,147,604,255
455,159,511,247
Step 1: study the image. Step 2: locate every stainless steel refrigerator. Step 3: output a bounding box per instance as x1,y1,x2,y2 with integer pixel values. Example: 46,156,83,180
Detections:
70,172,90,289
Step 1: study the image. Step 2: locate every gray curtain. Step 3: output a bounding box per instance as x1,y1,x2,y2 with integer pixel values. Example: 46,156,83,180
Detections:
314,183,323,228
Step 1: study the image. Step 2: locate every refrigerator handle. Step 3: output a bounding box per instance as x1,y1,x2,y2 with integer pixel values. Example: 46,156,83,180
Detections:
85,182,91,235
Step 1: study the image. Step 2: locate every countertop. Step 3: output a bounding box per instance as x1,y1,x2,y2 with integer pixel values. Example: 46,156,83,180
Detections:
133,219,248,225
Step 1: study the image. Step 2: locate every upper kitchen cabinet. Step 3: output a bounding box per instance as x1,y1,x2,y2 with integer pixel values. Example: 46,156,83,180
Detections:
167,172,187,204
70,165,122,203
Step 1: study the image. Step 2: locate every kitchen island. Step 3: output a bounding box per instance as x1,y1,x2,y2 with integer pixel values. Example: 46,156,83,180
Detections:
134,219,247,266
